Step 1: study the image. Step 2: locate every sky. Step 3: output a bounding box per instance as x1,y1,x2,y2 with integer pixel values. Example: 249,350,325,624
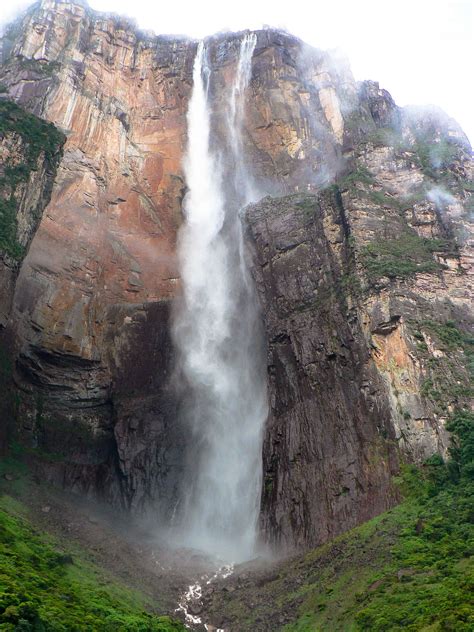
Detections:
1,0,473,143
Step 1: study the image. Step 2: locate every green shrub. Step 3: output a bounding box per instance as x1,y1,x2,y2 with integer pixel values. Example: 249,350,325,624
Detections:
421,319,465,350
445,409,474,480
282,408,474,632
411,137,461,179
338,165,374,189
360,232,447,281
0,500,185,631
0,99,65,259
351,408,474,631
0,100,64,163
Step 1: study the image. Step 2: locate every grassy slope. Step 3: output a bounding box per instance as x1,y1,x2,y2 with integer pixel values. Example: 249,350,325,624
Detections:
283,484,473,631
285,415,474,632
0,458,185,632
206,411,474,631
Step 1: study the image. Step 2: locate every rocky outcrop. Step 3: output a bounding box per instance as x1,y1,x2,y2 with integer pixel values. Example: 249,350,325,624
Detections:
0,0,472,551
247,192,399,549
247,92,473,548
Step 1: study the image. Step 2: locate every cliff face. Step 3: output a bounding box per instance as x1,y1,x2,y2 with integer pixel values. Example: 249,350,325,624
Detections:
0,98,64,450
0,0,472,550
1,0,199,511
246,57,471,548
248,88,473,547
247,192,400,549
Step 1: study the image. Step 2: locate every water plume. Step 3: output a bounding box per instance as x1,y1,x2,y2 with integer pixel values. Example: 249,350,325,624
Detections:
172,35,268,563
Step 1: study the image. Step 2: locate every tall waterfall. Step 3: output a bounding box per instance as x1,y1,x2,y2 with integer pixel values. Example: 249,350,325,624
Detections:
172,35,267,563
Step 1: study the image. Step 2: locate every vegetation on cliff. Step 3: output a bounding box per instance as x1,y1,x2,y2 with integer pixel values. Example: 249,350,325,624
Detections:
0,99,65,260
415,319,474,411
360,232,446,281
344,409,474,632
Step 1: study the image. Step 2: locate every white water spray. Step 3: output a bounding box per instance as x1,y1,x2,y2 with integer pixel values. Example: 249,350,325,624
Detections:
172,35,267,563
228,34,258,206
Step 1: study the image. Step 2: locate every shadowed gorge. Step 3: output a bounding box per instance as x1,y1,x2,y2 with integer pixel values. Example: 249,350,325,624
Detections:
0,0,472,629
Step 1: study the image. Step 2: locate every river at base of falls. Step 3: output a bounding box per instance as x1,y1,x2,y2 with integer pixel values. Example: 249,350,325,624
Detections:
175,560,234,631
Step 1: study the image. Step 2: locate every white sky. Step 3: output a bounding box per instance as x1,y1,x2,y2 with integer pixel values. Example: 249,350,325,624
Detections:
1,0,473,143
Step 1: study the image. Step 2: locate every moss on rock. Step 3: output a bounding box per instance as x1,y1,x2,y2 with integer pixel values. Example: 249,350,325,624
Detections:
0,99,65,260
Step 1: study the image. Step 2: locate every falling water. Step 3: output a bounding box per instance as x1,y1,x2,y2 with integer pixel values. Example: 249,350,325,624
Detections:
172,35,267,563
227,34,259,205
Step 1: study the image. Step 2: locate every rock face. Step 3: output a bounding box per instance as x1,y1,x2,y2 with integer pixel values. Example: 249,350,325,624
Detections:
0,0,472,550
0,0,194,512
247,192,399,549
248,185,472,548
0,99,64,451
246,88,473,547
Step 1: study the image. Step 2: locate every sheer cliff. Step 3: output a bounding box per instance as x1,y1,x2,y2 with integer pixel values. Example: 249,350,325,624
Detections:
0,0,472,552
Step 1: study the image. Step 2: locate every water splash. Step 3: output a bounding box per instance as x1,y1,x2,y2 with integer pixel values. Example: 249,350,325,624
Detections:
172,35,267,563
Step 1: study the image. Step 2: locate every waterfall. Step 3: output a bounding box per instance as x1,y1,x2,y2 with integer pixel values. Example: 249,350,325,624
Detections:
172,35,267,563
228,34,258,206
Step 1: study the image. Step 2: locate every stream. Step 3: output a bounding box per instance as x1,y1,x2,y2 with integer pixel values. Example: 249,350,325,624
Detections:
176,563,234,630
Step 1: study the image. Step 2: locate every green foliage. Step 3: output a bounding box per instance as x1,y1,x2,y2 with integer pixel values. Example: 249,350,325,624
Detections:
360,232,447,281
279,409,474,632
0,100,65,163
0,197,25,259
295,196,317,219
421,319,465,350
445,410,474,481
413,320,473,409
366,189,402,209
411,137,461,179
0,99,65,259
340,272,362,297
365,126,404,150
338,165,374,190
420,320,474,382
0,497,185,631
420,377,442,402
353,409,474,630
